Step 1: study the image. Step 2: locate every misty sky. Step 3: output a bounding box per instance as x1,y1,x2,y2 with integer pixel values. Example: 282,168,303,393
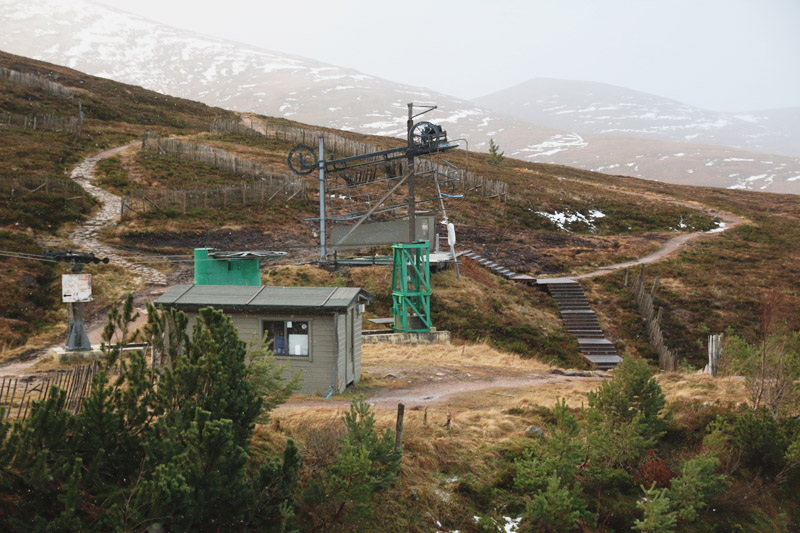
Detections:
95,0,800,113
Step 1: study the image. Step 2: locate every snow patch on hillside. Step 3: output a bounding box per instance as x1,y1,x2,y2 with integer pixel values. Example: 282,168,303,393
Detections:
512,133,587,158
534,209,605,232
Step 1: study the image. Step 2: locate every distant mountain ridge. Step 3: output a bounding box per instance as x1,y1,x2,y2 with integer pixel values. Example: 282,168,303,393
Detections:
475,78,800,158
1,0,799,194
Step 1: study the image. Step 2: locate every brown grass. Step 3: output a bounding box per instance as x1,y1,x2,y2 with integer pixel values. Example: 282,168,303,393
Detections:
656,371,747,406
261,264,339,287
362,342,552,372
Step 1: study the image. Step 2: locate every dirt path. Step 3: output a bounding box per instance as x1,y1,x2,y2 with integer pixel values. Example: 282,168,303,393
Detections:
281,373,582,410
1,144,170,376
557,185,744,280
68,144,167,285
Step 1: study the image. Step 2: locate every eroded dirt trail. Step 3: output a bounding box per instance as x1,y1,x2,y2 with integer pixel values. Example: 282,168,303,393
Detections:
1,144,170,376
280,373,584,411
566,185,743,279
68,144,167,285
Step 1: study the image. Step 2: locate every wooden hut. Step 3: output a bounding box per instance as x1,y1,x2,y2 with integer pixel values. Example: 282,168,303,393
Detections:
155,285,372,395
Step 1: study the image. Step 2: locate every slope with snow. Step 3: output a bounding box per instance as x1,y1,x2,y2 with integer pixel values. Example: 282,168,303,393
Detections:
1,0,799,194
475,78,800,158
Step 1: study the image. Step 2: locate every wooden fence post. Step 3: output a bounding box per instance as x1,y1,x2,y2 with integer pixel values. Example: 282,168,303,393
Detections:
650,276,660,298
395,402,405,450
707,334,722,377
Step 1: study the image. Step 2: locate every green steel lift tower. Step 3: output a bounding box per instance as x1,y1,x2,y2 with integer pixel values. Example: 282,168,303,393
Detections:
391,241,432,333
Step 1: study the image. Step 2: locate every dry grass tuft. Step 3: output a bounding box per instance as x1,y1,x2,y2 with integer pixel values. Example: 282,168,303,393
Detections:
362,342,553,372
656,371,747,406
471,379,604,411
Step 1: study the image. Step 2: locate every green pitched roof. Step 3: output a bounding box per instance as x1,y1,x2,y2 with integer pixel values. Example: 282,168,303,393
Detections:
155,285,372,313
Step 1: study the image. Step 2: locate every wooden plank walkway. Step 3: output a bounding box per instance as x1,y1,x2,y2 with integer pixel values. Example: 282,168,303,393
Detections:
460,250,536,283
447,252,621,370
537,278,622,370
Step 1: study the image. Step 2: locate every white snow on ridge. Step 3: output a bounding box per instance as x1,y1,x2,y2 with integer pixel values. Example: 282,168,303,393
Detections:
513,133,588,158
735,114,761,124
727,173,776,190
435,109,483,124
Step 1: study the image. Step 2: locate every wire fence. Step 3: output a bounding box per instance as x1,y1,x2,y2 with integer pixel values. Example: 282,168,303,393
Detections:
133,133,306,213
0,174,87,198
212,118,510,202
0,362,98,422
0,66,75,98
1,111,81,136
124,177,306,214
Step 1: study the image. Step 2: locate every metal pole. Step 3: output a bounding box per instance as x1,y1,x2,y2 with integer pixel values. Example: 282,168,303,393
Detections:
319,136,326,261
65,262,91,351
407,103,416,243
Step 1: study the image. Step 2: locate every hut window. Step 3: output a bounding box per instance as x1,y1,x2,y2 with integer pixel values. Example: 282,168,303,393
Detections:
263,320,309,356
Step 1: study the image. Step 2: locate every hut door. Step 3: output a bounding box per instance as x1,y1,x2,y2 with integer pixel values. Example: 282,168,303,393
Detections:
345,309,355,385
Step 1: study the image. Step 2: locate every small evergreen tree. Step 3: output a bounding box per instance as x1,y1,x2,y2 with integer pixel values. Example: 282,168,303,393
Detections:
487,138,505,166
300,398,402,531
587,356,668,439
633,483,677,533
0,296,301,531
515,359,671,531
634,421,730,530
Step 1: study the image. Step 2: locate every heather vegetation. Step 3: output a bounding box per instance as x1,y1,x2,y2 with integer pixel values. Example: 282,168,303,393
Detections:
3,50,800,531
448,357,800,531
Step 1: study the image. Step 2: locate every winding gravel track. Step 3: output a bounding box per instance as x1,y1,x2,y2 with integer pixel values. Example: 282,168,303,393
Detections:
561,185,744,280
0,145,168,376
68,144,167,285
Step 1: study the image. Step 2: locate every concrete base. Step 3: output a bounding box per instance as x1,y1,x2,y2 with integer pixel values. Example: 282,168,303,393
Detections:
362,330,451,345
50,346,104,363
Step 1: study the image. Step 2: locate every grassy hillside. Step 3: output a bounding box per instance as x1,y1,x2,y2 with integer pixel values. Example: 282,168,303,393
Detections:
3,50,800,531
0,50,236,356
3,49,800,370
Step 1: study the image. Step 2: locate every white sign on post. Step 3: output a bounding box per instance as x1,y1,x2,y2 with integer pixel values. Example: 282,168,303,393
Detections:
62,274,92,303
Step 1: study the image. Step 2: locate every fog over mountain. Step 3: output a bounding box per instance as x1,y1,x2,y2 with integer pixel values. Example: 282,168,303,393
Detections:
1,0,799,193
476,78,800,159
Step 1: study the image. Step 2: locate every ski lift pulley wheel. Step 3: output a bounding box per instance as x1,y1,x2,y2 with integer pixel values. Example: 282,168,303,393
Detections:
409,121,442,150
287,144,318,175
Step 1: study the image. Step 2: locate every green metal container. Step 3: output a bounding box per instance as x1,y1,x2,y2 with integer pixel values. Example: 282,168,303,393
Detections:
193,248,260,286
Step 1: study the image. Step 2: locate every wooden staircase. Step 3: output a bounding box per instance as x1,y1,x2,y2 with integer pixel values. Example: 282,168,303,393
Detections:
538,278,622,370
458,251,621,370
461,250,536,283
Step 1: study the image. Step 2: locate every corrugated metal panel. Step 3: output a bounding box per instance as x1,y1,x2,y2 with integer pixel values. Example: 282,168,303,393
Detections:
155,285,372,313
330,215,436,250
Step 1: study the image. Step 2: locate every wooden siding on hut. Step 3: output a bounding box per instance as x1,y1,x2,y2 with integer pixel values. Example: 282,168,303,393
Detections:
185,310,358,395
